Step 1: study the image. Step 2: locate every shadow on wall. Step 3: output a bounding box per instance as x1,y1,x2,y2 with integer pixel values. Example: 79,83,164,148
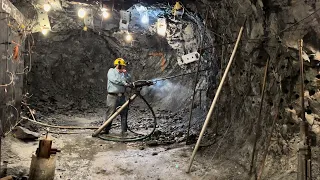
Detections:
141,80,191,111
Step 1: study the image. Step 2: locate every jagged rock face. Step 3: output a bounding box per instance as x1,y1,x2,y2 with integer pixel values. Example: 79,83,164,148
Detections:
187,0,320,179
205,0,320,135
25,2,217,113
23,0,320,178
26,32,115,111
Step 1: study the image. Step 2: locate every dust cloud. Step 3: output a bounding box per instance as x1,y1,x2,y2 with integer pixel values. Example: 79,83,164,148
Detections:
141,80,191,111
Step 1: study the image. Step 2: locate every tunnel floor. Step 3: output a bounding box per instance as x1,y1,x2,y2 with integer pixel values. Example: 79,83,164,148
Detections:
1,108,306,179
1,109,211,180
2,134,205,179
1,97,307,180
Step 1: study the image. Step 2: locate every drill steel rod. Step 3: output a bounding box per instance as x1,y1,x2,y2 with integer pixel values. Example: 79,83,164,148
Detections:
299,39,306,143
297,39,312,180
92,94,138,137
257,99,281,180
249,57,270,176
186,21,245,173
153,69,208,82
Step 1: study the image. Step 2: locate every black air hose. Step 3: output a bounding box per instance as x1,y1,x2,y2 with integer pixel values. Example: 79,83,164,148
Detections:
98,93,157,142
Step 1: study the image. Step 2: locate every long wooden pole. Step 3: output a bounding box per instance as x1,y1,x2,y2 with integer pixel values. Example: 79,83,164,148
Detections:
186,21,245,173
92,94,137,137
297,39,312,180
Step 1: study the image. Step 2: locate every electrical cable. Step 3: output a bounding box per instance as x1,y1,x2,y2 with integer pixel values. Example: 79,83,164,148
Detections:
0,72,14,87
4,114,24,137
21,103,99,129
16,36,33,75
26,36,33,73
279,7,320,35
125,98,148,137
186,7,210,144
21,117,99,129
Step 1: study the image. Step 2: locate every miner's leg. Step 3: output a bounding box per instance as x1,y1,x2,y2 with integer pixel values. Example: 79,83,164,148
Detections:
104,94,118,133
119,95,128,133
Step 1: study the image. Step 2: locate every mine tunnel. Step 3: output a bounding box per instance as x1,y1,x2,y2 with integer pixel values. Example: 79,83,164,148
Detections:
0,0,319,179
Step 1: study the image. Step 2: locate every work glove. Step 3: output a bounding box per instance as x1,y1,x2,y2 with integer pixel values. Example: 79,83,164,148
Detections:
125,82,134,88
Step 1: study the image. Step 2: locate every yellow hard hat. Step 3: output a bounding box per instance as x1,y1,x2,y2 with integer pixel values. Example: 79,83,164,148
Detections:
174,2,182,10
114,58,126,66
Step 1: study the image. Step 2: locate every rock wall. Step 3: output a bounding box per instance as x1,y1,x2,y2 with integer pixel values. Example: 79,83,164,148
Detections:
0,12,25,135
188,0,320,179
26,31,201,113
21,0,320,178
26,31,115,112
25,2,217,113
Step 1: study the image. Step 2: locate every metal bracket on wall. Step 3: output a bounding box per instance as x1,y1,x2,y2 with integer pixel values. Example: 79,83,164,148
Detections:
32,9,51,33
179,52,200,65
84,9,94,29
34,0,62,11
47,0,62,11
31,0,56,33
157,18,167,37
119,10,131,31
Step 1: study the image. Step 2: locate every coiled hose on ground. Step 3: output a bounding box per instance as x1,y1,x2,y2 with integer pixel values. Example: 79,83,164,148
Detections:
22,92,157,142
98,93,157,142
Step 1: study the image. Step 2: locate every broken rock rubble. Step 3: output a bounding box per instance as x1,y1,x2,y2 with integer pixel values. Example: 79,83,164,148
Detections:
13,126,40,140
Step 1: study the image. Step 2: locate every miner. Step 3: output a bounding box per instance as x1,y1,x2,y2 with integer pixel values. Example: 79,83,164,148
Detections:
104,58,132,135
